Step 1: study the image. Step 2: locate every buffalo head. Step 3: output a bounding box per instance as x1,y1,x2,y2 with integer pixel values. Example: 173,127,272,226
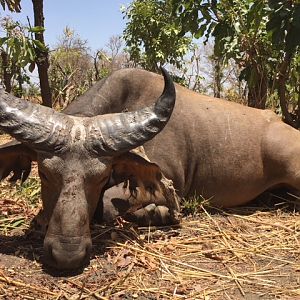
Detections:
0,68,175,270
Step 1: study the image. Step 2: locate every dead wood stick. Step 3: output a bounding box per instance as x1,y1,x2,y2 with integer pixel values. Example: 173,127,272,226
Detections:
0,275,58,296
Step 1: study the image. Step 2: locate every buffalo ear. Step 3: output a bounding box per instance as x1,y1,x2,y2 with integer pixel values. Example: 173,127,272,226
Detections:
109,151,162,196
0,140,37,183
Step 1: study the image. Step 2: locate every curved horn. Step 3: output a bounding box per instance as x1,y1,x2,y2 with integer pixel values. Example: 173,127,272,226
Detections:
85,67,176,155
0,91,72,152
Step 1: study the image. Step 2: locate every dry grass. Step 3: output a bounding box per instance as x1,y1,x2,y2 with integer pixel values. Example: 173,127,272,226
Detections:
1,177,300,299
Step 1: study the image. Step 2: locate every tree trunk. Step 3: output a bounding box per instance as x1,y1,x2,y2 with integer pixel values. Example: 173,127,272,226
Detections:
31,0,52,107
247,70,268,109
94,50,101,81
277,52,297,128
15,67,23,98
297,86,300,124
213,57,222,98
1,51,12,93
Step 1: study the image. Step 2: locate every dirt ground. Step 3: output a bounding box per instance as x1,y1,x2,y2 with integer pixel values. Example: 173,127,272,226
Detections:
1,134,300,299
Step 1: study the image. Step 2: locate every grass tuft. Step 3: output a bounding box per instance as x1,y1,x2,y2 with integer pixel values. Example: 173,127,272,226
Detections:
182,195,207,215
15,177,41,205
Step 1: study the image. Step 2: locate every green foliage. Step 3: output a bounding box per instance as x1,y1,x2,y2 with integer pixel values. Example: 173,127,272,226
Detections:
0,17,47,95
16,177,41,205
0,215,25,231
24,82,40,99
265,1,300,125
122,0,192,71
49,27,94,108
182,196,206,216
1,18,34,67
28,26,45,34
171,0,217,40
49,28,125,108
171,73,190,87
173,1,272,107
267,0,300,53
171,0,300,116
0,177,41,233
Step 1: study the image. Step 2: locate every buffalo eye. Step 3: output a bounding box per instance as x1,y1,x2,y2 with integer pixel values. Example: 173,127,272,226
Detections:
38,170,48,182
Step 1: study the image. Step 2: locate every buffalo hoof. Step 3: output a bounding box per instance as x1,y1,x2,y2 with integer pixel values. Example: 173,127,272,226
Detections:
125,204,181,226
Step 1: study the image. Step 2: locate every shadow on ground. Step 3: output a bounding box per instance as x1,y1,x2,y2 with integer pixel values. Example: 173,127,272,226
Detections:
203,187,300,217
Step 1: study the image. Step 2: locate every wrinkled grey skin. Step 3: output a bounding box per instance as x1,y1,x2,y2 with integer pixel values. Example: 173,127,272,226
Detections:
65,69,300,208
0,68,177,270
38,148,112,269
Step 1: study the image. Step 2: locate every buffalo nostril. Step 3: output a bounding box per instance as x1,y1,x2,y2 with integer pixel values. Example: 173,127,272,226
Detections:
43,236,93,269
47,242,91,269
44,243,56,264
83,241,92,261
86,241,92,254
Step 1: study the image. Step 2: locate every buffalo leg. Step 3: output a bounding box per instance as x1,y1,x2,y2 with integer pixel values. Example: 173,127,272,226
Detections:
99,177,181,226
124,203,180,226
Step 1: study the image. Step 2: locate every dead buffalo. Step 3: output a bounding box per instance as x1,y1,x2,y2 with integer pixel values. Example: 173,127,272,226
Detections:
0,68,178,270
0,68,298,270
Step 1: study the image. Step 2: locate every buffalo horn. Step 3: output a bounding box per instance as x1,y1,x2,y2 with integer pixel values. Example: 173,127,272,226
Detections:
0,91,72,152
85,67,176,155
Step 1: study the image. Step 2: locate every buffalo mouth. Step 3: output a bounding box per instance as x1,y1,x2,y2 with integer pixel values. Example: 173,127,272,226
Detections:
43,234,92,270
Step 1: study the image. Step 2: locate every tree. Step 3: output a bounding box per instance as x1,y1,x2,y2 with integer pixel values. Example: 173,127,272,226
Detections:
171,0,300,124
0,16,45,96
0,0,27,95
105,35,129,71
266,0,300,127
49,29,131,109
49,27,93,108
93,35,127,81
31,0,52,107
167,43,225,96
0,0,52,107
122,0,192,72
171,0,273,108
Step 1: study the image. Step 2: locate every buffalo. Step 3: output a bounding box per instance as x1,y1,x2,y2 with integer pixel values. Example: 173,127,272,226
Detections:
0,68,299,270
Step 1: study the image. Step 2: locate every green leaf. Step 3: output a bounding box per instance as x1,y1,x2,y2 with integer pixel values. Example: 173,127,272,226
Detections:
194,23,207,39
26,45,35,61
29,26,45,33
33,39,47,52
11,218,24,228
0,37,8,47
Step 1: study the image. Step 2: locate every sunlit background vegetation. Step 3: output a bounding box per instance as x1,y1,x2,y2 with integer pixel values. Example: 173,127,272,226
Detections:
0,0,299,126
